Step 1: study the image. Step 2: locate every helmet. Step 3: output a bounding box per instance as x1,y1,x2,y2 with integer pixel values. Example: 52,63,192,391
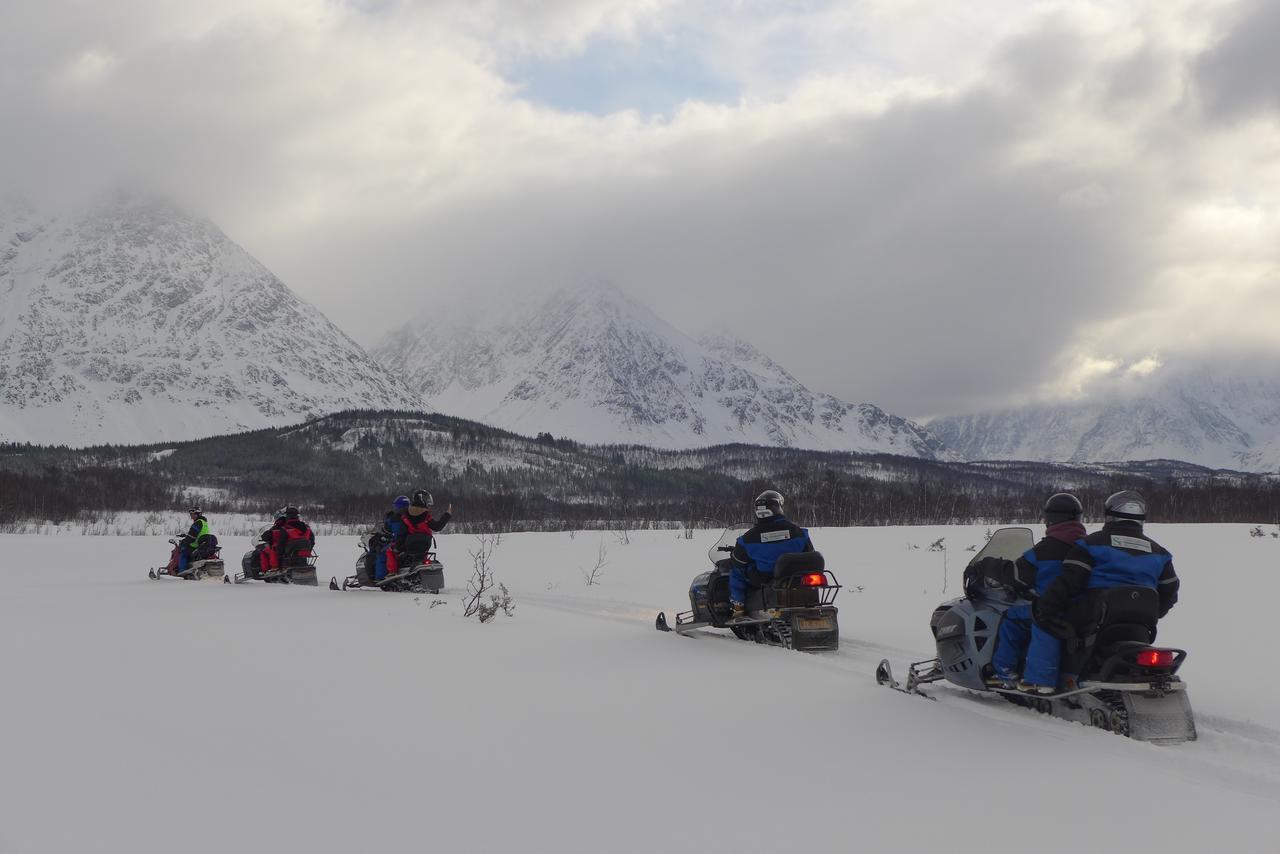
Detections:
1042,493,1083,525
273,507,288,521
410,490,433,510
187,506,201,515
393,495,410,512
284,505,300,519
1104,490,1147,523
753,490,784,519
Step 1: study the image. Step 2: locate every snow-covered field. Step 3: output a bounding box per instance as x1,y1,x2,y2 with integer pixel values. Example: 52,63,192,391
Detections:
1,524,1277,854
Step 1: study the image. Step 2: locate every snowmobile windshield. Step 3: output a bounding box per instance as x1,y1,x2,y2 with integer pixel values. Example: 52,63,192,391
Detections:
708,527,749,564
967,527,1035,567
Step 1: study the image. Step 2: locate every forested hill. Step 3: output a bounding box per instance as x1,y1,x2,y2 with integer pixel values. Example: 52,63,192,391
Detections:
2,410,1277,530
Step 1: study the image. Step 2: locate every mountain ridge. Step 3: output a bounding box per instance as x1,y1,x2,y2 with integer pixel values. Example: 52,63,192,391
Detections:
376,285,948,457
0,194,422,446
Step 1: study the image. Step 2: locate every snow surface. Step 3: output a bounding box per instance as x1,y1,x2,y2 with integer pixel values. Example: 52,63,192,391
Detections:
0,524,1277,854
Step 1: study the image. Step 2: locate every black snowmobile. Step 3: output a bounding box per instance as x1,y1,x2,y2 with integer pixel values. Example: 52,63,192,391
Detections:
233,536,319,586
655,527,840,651
874,527,1196,744
330,531,444,593
148,534,225,581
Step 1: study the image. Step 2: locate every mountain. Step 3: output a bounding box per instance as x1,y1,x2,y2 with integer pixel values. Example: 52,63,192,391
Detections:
0,194,421,446
374,286,947,457
928,364,1280,473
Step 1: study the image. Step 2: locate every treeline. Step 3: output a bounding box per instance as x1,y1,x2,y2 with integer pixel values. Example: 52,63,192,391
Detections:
2,410,1279,529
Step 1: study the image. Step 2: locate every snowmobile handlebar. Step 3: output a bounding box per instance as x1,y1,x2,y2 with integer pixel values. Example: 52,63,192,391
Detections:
716,546,734,552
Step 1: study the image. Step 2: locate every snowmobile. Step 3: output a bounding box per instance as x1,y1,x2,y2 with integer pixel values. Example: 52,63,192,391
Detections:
233,540,319,586
148,535,225,581
329,532,445,593
654,527,840,651
874,526,1196,744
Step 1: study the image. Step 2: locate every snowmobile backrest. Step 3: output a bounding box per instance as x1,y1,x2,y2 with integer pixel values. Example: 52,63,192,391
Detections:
401,533,433,556
192,534,220,559
1095,586,1159,630
772,551,825,579
283,538,311,556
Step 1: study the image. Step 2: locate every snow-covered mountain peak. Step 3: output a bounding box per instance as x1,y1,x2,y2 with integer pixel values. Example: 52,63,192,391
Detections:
377,285,947,457
0,195,421,446
929,359,1280,472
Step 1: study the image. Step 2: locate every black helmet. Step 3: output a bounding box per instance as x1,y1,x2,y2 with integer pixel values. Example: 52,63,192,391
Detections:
1104,490,1147,523
1043,493,1083,525
187,506,201,516
754,490,784,519
284,505,300,519
410,490,433,510
273,507,288,521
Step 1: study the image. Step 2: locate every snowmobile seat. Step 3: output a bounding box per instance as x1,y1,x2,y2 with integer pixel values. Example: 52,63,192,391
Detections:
772,551,825,580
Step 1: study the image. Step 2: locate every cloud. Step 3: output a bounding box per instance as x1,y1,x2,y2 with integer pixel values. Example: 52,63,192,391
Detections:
1196,0,1280,120
2,0,1278,422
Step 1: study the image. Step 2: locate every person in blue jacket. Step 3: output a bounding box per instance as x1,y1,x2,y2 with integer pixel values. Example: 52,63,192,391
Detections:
374,495,410,580
974,493,1087,693
1035,490,1179,647
728,490,814,620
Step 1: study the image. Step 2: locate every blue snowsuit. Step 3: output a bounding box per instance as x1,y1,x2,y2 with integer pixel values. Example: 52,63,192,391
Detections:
374,512,403,580
729,515,813,605
1037,521,1179,624
990,521,1084,687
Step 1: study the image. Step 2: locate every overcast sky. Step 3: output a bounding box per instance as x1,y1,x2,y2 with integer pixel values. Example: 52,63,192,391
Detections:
3,0,1278,419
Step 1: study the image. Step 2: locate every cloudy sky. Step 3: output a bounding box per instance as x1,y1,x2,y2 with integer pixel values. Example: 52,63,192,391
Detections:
3,0,1278,419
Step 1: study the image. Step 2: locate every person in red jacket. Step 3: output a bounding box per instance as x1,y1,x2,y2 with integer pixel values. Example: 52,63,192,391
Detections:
260,505,315,574
385,490,452,576
259,509,288,574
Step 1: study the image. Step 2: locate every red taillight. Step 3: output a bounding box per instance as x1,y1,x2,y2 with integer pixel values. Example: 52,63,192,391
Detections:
1136,649,1175,668
803,573,826,587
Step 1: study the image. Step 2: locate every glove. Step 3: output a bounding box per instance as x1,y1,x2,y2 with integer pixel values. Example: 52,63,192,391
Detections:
1032,598,1074,641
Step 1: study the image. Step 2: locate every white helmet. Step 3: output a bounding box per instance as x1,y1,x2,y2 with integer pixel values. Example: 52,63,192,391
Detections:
1104,490,1147,523
754,490,785,519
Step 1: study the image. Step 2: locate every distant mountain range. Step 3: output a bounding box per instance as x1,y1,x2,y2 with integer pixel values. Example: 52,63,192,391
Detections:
3,194,1278,474
374,285,947,457
0,194,420,445
929,364,1280,473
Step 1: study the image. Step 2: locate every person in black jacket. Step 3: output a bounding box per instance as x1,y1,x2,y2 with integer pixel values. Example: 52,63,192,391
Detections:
1034,490,1179,665
728,490,814,620
971,493,1087,693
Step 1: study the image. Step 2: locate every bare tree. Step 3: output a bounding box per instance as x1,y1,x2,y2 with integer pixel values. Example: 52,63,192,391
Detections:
612,527,631,546
464,534,498,621
581,539,608,586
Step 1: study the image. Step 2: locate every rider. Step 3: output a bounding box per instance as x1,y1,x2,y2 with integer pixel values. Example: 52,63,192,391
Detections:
728,490,814,620
176,507,211,574
259,508,288,574
978,493,1087,693
1034,490,1179,675
260,505,315,573
386,489,453,577
374,495,410,580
